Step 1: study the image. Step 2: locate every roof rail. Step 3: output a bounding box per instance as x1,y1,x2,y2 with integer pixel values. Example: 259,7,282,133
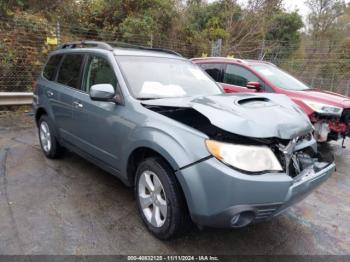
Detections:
58,41,113,51
58,40,182,57
137,47,182,57
109,41,182,57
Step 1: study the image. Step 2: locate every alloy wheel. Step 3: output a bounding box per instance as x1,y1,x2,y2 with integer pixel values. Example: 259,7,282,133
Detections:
138,170,167,227
39,121,52,153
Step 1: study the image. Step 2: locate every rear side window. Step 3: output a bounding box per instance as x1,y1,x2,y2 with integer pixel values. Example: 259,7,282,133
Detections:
199,63,223,82
57,54,84,89
43,55,62,81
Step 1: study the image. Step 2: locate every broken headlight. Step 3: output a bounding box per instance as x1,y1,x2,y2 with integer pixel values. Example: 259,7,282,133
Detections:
205,140,283,173
303,101,343,116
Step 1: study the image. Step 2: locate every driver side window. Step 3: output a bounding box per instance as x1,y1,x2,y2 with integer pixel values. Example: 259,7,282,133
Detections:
84,55,117,93
223,64,260,87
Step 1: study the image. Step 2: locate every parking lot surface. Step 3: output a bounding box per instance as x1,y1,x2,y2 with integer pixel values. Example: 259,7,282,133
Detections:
0,112,349,255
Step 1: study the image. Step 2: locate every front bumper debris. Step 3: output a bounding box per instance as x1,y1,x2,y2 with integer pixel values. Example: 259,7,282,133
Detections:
312,109,350,142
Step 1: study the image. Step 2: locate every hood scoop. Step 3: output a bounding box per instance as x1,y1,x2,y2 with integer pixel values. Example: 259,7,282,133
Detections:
237,97,271,107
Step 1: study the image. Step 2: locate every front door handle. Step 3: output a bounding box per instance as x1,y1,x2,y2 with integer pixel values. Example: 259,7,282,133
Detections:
73,101,83,108
47,90,54,97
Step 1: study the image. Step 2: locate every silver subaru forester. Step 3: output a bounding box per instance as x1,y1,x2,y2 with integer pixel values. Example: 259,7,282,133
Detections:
33,41,335,239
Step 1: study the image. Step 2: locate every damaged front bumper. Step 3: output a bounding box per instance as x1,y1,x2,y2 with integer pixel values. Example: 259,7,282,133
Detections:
175,155,335,228
312,110,350,142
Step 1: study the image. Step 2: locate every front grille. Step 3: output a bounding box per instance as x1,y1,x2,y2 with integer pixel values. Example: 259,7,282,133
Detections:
274,133,317,178
341,109,350,123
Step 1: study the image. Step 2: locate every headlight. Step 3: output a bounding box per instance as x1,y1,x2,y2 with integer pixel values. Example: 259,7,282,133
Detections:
205,140,283,173
303,101,343,116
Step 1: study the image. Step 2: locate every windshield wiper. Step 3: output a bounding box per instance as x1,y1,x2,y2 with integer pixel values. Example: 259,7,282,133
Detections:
138,97,160,100
301,88,316,91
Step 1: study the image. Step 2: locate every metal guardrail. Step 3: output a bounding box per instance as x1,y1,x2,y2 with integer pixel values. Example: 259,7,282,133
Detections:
0,92,33,106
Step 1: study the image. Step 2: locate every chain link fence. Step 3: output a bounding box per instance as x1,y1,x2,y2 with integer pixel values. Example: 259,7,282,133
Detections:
0,18,55,92
1,17,350,96
0,17,200,93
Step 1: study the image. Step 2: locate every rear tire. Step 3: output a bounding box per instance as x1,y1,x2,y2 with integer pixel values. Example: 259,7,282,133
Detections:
135,157,191,239
38,115,64,159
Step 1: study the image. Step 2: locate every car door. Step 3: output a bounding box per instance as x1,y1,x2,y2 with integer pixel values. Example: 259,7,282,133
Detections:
222,64,264,93
70,54,123,170
40,54,63,122
51,53,85,142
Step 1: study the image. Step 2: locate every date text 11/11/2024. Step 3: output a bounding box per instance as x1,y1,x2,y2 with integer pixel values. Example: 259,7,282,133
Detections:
127,255,220,261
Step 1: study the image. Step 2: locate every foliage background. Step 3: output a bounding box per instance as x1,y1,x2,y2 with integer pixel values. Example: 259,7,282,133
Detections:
0,0,350,94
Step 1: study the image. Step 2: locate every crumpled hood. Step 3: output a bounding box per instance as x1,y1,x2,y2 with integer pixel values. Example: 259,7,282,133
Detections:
142,93,313,139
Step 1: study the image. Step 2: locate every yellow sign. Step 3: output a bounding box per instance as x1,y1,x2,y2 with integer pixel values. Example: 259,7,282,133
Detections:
46,37,58,45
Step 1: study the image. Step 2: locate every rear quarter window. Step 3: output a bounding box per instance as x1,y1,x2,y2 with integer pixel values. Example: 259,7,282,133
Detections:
43,55,62,81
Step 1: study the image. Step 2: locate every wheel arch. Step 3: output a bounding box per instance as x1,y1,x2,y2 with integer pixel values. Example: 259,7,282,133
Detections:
126,146,179,187
121,126,209,186
35,107,48,126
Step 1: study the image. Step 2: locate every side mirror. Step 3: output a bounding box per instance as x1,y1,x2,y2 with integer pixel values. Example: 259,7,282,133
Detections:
90,84,115,102
246,81,261,90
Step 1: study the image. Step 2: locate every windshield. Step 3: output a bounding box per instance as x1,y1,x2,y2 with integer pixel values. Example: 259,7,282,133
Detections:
116,56,222,99
252,64,310,91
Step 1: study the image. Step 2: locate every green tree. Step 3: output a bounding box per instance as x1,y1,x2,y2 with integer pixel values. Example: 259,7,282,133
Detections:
76,0,178,44
265,11,304,59
307,0,346,41
336,37,350,78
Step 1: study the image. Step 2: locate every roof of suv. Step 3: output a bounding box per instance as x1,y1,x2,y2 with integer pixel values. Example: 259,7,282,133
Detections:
53,41,184,59
113,48,182,59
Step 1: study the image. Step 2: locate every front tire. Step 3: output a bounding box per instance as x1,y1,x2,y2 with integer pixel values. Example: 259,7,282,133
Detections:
135,157,191,239
38,115,64,158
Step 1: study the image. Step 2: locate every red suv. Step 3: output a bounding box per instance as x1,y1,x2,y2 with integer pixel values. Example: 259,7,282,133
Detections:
192,57,350,143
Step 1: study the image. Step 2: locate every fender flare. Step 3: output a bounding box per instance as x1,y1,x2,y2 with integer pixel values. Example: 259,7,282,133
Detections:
119,126,209,183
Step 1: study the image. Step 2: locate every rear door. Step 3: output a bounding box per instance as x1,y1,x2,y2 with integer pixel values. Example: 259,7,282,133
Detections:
39,54,63,121
53,53,85,142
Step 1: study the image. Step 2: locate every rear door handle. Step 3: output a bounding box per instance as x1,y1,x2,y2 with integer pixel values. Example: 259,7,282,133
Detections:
47,90,54,97
73,101,83,108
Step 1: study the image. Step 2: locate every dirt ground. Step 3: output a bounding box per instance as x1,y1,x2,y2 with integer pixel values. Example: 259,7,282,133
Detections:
0,112,349,255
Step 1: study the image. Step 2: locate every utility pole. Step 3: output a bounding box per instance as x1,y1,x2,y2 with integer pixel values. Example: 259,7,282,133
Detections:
150,33,153,48
211,39,222,57
56,20,61,46
259,39,266,60
259,13,266,60
330,72,335,92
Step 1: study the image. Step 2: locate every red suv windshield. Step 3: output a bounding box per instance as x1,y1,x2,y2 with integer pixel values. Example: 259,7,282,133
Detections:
252,64,310,91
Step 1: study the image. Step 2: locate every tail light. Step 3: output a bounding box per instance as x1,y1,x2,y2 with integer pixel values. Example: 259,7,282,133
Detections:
32,80,37,92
